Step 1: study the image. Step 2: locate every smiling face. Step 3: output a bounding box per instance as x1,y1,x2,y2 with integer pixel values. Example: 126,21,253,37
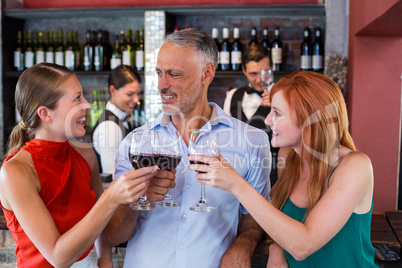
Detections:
265,90,302,152
47,76,91,140
156,42,205,115
243,57,271,92
110,80,142,114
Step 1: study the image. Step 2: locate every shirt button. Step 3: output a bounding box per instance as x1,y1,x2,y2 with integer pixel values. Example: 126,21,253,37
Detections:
182,214,188,219
179,245,184,250
185,184,190,189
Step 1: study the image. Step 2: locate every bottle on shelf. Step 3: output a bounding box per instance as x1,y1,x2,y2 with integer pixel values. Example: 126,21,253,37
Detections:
219,27,231,71
24,30,35,69
103,30,112,70
211,28,221,71
122,29,134,67
174,26,180,32
45,31,54,64
14,30,24,71
89,90,100,130
35,31,45,65
135,28,144,71
55,30,64,66
94,30,104,71
271,27,283,72
110,36,122,70
64,30,75,70
231,28,242,71
73,31,81,70
83,30,94,71
300,27,312,71
119,30,126,56
261,27,271,55
249,27,259,47
312,27,324,72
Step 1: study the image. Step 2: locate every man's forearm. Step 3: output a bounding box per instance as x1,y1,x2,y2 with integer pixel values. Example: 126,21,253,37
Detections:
236,213,265,254
103,204,139,246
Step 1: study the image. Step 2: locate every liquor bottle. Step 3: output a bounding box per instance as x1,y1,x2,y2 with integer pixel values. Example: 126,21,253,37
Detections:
35,31,45,64
261,27,271,54
73,31,82,70
119,31,126,55
14,30,24,71
212,28,221,71
249,27,259,47
55,30,64,66
94,30,104,71
103,30,112,70
231,28,242,71
300,27,312,71
135,28,144,71
271,27,283,72
45,31,54,64
83,30,94,71
219,27,231,71
312,27,324,72
90,90,100,130
110,36,122,70
24,30,35,69
122,29,134,67
64,30,75,70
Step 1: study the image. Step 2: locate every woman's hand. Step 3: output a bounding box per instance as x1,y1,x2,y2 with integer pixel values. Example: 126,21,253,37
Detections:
105,165,158,206
267,243,289,268
188,154,244,193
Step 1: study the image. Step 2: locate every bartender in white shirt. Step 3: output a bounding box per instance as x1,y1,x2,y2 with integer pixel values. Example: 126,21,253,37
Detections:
223,44,278,185
92,65,142,177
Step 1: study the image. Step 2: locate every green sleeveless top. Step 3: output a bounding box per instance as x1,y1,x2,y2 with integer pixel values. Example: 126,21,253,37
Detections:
281,156,377,267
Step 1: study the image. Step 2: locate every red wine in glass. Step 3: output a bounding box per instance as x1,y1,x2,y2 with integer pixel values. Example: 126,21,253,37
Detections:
130,153,159,169
158,154,182,171
189,160,209,174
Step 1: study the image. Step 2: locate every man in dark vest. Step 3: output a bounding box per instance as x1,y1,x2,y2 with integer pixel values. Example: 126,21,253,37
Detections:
223,44,278,185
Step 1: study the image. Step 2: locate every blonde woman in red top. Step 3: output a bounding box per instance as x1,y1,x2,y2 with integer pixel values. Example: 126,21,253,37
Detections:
0,63,171,267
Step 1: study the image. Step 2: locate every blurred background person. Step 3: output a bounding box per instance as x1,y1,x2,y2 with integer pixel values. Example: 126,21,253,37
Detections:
92,65,142,177
223,44,279,186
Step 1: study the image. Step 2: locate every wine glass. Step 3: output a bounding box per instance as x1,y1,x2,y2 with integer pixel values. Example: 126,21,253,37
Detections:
188,130,220,212
260,68,274,92
156,130,182,207
128,130,158,211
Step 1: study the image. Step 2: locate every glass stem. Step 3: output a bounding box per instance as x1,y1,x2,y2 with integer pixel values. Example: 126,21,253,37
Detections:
164,191,172,200
200,184,207,204
139,195,149,204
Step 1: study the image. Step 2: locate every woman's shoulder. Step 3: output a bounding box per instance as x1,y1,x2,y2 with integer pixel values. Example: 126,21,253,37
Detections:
331,149,373,184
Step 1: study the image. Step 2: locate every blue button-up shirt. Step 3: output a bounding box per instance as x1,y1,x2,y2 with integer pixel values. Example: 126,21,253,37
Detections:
115,103,271,268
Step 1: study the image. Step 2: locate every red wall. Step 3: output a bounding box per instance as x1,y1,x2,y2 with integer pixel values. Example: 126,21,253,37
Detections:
348,0,402,212
23,0,319,9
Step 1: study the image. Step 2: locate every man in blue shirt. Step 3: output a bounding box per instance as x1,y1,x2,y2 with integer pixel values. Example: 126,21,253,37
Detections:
104,28,271,268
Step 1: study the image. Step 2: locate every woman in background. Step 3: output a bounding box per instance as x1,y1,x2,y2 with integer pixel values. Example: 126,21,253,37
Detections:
189,71,377,267
92,65,142,177
0,63,159,267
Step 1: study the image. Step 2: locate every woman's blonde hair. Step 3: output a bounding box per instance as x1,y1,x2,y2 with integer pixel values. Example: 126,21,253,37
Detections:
6,63,74,156
269,71,356,215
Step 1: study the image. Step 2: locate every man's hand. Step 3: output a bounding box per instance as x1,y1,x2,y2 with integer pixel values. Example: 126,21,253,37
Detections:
145,169,176,202
261,91,271,106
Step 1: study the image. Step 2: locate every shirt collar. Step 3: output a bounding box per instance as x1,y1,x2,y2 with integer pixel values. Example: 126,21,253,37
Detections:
106,101,127,120
153,103,234,130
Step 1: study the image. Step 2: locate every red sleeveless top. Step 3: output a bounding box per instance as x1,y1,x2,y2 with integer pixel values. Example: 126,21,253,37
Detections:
0,139,97,267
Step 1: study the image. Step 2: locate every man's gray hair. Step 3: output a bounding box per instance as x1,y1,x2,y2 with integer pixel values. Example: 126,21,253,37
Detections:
165,28,218,70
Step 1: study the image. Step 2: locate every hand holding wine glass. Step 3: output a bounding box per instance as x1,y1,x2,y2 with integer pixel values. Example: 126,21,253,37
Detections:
188,130,220,212
156,130,182,207
260,68,274,92
128,130,158,211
